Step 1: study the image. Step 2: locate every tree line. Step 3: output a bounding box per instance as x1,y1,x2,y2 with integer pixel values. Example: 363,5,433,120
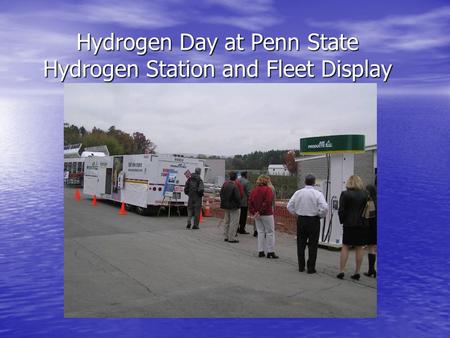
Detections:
64,123,297,173
223,150,298,174
64,124,156,155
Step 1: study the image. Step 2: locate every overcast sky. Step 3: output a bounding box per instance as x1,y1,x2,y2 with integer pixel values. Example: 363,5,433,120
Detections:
64,83,376,156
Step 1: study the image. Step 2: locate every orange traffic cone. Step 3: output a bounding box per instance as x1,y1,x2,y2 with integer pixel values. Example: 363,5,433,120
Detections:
91,195,97,206
199,209,204,224
119,202,127,215
203,200,211,217
74,189,81,201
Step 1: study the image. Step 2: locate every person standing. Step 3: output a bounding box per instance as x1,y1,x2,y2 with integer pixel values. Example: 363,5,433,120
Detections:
237,171,252,234
287,174,328,274
264,177,277,236
364,184,377,278
336,175,369,280
220,172,241,243
234,176,244,237
267,177,276,210
184,168,204,230
249,175,278,258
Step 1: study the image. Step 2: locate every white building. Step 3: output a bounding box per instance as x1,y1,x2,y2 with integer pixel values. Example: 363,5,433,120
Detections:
268,164,290,176
296,144,377,188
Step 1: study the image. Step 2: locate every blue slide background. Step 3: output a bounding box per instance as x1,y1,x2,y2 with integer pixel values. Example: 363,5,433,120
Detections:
0,1,449,337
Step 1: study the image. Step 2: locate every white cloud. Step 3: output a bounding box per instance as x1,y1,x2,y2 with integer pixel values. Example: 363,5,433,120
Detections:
0,0,279,90
203,15,281,31
64,84,376,156
308,6,450,52
54,0,184,29
202,0,281,30
17,0,281,31
205,0,274,14
0,1,185,95
0,12,76,94
378,84,450,96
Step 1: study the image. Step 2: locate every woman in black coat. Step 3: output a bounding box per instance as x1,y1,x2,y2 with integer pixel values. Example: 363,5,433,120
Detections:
336,175,368,281
364,184,377,277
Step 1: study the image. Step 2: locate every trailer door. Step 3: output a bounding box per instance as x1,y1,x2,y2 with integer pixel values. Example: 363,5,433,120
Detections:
105,168,112,194
97,166,106,195
123,155,148,208
83,158,99,196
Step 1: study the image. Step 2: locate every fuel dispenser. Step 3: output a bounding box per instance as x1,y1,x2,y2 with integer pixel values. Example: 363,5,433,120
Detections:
300,135,365,248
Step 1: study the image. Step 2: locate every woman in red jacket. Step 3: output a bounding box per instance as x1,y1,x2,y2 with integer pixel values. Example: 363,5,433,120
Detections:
249,175,279,259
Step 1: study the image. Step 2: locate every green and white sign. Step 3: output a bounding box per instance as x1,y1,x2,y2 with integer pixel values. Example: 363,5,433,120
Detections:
300,134,365,154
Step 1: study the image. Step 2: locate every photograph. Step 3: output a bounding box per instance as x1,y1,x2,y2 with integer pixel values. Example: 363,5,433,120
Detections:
1,1,448,336
64,83,377,317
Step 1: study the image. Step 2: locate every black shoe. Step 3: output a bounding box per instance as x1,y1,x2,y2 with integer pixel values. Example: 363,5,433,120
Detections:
351,273,360,280
299,267,305,272
253,231,258,237
267,252,279,259
336,272,344,279
192,226,199,230
186,224,191,229
307,269,317,274
258,251,265,257
363,271,377,278
224,239,228,242
228,240,239,243
367,253,377,278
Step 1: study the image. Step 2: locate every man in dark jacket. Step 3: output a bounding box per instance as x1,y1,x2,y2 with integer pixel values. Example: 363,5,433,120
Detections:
220,171,241,243
184,168,204,230
237,171,252,234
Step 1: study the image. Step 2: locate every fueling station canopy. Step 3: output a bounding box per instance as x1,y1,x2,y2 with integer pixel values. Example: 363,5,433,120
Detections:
300,134,365,155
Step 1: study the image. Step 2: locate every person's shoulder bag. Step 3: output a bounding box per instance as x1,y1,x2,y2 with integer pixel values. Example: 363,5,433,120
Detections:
362,196,376,220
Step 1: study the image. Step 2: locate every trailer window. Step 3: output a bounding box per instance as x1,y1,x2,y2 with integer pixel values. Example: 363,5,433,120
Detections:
64,163,68,171
77,161,82,172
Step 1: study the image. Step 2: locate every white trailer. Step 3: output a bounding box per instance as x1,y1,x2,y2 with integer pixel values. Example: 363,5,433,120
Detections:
64,151,107,186
83,154,206,214
64,157,85,185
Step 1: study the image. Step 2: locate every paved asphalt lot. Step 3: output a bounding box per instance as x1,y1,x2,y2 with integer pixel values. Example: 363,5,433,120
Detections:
64,188,376,317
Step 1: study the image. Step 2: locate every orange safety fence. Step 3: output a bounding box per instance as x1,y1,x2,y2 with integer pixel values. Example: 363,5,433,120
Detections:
204,195,297,235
